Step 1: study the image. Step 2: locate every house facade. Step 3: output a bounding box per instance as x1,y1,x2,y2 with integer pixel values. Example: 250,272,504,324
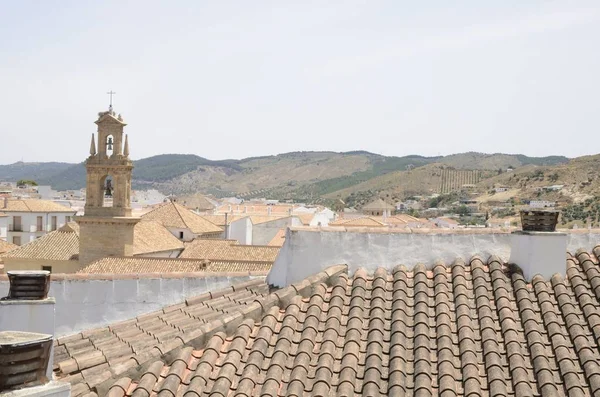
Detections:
0,198,76,246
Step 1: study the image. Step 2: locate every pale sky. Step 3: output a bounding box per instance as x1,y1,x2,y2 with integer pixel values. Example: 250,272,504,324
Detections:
1,1,599,164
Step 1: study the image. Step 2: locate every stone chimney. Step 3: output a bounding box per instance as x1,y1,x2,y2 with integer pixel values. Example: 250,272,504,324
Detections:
508,209,567,280
0,271,71,396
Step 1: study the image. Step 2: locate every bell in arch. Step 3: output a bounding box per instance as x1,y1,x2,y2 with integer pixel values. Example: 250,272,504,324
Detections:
106,136,114,151
105,178,113,197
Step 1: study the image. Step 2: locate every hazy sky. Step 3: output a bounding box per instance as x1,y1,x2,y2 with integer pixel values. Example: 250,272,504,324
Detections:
1,1,599,164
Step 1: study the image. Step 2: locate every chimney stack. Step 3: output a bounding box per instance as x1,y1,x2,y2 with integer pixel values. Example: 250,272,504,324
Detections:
0,271,71,395
509,209,567,280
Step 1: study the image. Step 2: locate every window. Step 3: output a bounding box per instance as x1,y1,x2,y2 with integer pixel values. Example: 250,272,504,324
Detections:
37,216,43,232
51,216,57,231
65,216,71,223
12,236,21,246
179,231,184,239
42,266,52,273
12,216,22,232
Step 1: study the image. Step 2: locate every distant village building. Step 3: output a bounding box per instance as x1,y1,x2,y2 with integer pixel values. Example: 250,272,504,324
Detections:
0,198,76,246
529,200,556,208
361,198,395,217
141,201,223,241
494,186,509,193
173,192,216,213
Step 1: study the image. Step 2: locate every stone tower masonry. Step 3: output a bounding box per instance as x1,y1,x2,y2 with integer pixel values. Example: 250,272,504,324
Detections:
76,109,140,265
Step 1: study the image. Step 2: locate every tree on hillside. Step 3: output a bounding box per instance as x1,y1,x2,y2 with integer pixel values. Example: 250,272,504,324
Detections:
17,179,37,187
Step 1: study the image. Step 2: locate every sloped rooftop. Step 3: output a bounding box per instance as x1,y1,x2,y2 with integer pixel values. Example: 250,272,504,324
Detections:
0,198,76,213
78,257,273,274
0,238,19,255
53,279,270,396
180,239,280,263
59,247,600,396
3,221,183,261
361,198,395,211
142,202,223,235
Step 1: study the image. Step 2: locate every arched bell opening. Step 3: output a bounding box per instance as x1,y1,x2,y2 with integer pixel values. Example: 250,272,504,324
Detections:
106,135,114,157
100,174,115,207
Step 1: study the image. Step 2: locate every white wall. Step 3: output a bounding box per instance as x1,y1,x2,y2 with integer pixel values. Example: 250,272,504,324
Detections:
6,211,75,245
166,227,196,242
229,217,252,244
0,274,263,337
253,217,296,245
309,213,330,227
267,228,600,287
0,216,7,239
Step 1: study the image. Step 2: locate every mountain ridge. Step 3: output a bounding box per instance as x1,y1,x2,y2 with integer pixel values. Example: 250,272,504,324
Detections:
0,151,570,201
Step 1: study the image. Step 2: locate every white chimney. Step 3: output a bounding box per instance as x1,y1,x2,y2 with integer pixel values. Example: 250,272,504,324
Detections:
0,271,71,395
509,209,567,280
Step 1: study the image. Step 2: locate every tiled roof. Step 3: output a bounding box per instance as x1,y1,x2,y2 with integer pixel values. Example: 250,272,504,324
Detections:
180,239,280,262
3,221,183,261
53,278,270,396
295,213,314,225
267,228,286,247
361,198,395,211
132,221,184,255
198,214,244,227
0,199,76,213
87,248,600,397
0,239,18,255
78,257,272,274
205,260,273,273
330,216,387,227
173,193,215,212
141,202,223,235
78,257,209,274
216,204,295,216
2,223,79,261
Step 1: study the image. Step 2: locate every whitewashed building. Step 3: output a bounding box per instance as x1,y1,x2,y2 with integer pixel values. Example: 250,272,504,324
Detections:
0,198,76,246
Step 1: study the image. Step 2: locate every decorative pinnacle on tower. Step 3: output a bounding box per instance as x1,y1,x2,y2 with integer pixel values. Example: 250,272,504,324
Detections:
89,133,96,156
123,134,129,157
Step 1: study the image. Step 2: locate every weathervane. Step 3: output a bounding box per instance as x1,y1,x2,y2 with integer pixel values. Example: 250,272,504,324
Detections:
107,90,116,111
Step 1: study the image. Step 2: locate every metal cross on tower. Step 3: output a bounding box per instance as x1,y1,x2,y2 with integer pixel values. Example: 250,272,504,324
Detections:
107,91,116,110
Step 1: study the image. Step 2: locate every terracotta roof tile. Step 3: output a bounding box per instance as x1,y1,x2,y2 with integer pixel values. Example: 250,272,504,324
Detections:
141,201,223,235
330,216,387,227
361,198,395,211
54,278,269,393
180,239,280,262
0,239,18,255
3,221,183,261
198,214,243,227
77,257,209,274
131,220,183,255
77,257,272,274
2,223,80,261
267,228,286,247
0,198,77,213
92,250,600,397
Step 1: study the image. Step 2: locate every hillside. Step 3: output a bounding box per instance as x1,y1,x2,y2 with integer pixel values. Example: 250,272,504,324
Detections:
0,152,569,201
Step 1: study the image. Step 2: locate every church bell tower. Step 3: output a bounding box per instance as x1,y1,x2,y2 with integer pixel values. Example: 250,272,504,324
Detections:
76,107,140,265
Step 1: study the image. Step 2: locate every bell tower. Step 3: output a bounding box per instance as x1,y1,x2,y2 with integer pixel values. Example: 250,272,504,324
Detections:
76,108,140,265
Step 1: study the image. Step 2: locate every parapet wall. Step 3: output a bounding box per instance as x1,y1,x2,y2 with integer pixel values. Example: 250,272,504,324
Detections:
0,271,266,337
267,227,600,286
